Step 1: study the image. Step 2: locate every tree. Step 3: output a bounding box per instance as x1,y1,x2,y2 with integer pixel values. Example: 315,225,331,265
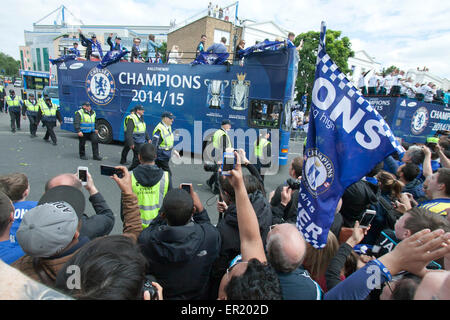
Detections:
0,52,20,77
382,65,398,77
294,30,354,110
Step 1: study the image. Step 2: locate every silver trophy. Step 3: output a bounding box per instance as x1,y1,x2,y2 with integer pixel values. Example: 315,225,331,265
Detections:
209,80,222,109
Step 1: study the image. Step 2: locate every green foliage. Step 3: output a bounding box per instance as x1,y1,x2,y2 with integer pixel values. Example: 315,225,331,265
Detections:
294,30,354,109
382,65,398,76
0,52,20,77
158,42,167,62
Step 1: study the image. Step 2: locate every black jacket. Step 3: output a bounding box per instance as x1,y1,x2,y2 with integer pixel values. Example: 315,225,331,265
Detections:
340,180,379,227
36,101,62,123
208,190,272,299
125,116,150,146
132,163,172,189
80,192,115,239
138,209,221,300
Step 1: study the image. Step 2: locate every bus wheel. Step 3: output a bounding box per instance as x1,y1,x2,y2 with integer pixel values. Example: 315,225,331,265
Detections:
97,119,113,144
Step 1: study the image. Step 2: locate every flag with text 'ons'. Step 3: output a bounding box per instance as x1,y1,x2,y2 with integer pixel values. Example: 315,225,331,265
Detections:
297,22,404,249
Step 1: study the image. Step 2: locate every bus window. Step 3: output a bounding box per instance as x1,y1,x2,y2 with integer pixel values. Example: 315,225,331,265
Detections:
43,87,59,99
248,99,282,129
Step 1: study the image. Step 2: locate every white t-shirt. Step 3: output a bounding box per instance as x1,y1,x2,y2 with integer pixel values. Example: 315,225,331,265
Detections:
358,76,366,88
384,75,393,88
368,75,378,87
423,85,434,102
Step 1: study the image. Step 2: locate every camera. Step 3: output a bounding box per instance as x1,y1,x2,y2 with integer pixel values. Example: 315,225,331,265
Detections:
286,178,301,190
141,276,159,300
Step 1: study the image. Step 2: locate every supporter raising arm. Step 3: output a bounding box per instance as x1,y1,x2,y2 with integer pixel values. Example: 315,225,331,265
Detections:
436,144,450,169
226,151,266,263
217,151,282,300
324,228,450,300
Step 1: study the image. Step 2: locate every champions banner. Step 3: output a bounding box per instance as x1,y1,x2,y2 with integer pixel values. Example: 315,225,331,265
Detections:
297,22,404,249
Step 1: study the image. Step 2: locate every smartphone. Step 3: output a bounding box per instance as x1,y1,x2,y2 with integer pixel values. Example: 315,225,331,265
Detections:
100,165,124,178
77,166,88,186
180,183,192,193
221,152,235,176
359,209,376,228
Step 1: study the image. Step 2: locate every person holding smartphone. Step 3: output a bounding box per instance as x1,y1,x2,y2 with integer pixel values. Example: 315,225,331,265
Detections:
74,102,102,161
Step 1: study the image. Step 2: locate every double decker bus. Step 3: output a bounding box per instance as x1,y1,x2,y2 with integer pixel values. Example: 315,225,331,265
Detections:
53,44,299,165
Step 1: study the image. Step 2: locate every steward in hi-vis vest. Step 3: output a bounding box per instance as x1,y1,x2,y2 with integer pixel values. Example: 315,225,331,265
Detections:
126,143,172,228
206,119,232,194
74,101,102,161
120,107,136,165
151,111,180,176
5,89,23,133
37,95,62,145
125,105,150,171
253,132,272,181
22,93,40,137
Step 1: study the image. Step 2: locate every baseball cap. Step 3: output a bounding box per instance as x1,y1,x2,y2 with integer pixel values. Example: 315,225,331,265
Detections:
16,186,85,258
82,101,91,107
91,34,97,38
162,111,175,119
221,119,231,126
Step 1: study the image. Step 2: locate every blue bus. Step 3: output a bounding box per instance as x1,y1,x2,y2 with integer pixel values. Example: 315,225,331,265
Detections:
366,96,450,144
53,46,299,165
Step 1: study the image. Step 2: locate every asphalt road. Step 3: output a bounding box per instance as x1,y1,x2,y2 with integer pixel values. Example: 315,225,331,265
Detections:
0,86,304,234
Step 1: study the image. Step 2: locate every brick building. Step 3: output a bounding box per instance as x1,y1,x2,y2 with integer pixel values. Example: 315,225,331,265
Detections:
167,15,243,64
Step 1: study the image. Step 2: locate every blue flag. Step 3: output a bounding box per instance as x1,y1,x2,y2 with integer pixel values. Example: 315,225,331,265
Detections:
192,52,230,65
97,50,129,69
49,54,77,65
236,40,285,59
296,22,404,249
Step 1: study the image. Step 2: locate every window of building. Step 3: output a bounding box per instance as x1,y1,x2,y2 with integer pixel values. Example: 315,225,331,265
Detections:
36,48,42,71
43,48,50,72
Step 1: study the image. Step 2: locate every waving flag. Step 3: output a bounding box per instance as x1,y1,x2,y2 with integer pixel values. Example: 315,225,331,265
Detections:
192,52,230,65
236,40,285,59
97,50,129,69
297,22,404,249
49,54,77,65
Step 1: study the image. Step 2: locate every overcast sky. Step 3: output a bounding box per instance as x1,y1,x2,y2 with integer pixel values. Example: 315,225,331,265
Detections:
1,0,449,79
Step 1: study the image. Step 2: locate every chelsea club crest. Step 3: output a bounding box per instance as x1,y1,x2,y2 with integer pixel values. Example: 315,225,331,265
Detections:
303,149,334,197
86,67,116,105
411,107,429,135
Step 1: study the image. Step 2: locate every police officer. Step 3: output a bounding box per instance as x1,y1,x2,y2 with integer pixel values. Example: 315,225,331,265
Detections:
152,111,179,176
5,89,23,133
253,132,272,181
206,119,232,193
120,107,136,164
74,101,102,160
125,105,150,171
22,93,40,137
37,95,62,145
0,81,6,113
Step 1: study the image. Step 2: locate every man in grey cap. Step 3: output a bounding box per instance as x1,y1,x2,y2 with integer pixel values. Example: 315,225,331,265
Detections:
12,186,86,285
151,111,180,176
